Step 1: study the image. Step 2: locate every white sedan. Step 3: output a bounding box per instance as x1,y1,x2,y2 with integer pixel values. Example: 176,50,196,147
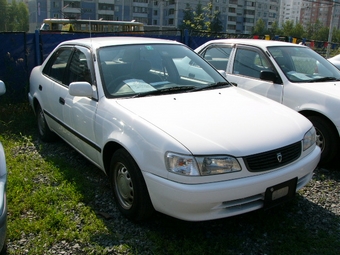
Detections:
29,37,320,221
196,39,340,165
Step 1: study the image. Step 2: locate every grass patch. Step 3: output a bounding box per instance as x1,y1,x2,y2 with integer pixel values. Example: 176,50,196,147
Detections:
1,101,340,254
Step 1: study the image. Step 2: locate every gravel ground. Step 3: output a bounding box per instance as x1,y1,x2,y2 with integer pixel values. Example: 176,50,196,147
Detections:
6,139,340,254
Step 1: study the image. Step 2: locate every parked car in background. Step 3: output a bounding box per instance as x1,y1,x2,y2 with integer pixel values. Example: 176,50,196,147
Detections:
195,39,340,165
328,54,340,70
29,37,320,222
0,80,7,254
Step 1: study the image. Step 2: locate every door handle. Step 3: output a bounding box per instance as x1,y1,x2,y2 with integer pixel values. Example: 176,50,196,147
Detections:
59,97,65,105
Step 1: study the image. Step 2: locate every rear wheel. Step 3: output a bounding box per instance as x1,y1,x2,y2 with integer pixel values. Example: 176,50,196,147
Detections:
109,149,154,221
36,104,57,142
308,116,339,165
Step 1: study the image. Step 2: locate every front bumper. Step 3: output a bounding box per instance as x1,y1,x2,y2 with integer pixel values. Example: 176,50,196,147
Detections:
143,146,320,221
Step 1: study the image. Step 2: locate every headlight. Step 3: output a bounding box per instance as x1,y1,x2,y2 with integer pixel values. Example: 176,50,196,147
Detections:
303,127,316,151
165,153,200,176
165,152,241,176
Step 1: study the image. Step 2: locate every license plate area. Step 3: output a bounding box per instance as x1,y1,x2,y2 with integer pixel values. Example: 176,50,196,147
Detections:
264,178,297,209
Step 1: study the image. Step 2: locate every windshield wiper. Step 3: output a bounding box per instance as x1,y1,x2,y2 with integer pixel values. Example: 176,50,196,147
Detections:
190,81,231,92
132,86,196,97
309,77,340,82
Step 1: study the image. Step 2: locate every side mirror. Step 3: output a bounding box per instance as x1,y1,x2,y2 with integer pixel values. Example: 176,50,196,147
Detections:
69,82,93,97
218,70,227,78
260,70,278,82
0,80,6,96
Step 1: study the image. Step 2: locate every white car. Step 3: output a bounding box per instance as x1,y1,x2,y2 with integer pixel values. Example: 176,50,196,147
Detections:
0,80,7,254
328,54,340,70
196,39,340,165
28,37,320,222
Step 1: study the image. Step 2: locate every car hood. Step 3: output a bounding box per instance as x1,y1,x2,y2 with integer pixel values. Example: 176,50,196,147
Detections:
116,88,312,156
297,80,340,96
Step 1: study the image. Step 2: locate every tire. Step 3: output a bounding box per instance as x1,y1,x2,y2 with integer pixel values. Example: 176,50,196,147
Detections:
109,149,154,221
36,104,57,142
308,116,339,165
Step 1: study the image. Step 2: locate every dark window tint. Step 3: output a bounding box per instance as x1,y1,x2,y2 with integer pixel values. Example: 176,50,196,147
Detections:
66,49,92,85
43,48,72,83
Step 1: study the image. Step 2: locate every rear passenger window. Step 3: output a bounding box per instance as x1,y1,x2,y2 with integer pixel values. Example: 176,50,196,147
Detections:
43,48,72,83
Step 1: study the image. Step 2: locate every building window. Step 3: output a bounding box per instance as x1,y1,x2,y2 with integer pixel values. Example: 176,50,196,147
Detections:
98,14,114,20
168,18,174,25
64,1,80,8
98,3,114,11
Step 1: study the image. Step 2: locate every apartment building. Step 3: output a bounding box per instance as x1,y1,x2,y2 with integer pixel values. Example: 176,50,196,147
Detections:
28,0,280,34
300,0,340,31
279,0,302,27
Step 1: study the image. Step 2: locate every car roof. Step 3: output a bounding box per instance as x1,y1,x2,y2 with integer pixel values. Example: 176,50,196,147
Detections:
58,36,182,49
201,38,305,49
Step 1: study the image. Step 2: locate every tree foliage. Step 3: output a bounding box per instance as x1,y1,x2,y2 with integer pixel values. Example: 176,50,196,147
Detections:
178,3,194,30
0,0,29,32
252,18,340,43
178,0,223,33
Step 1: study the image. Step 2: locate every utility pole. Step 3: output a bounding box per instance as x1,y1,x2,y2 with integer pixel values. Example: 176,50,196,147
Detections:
326,0,335,58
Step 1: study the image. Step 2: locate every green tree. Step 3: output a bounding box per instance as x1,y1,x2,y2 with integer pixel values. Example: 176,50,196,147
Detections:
178,3,194,30
0,0,29,32
268,20,281,37
192,1,205,30
0,0,7,31
205,1,223,33
282,20,294,36
17,2,29,32
253,18,267,35
314,27,329,41
291,23,304,38
7,0,18,31
209,11,223,33
305,20,323,40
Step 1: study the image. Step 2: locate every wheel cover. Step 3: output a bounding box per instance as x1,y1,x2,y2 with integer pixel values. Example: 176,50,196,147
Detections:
37,110,47,136
114,162,134,209
315,127,325,152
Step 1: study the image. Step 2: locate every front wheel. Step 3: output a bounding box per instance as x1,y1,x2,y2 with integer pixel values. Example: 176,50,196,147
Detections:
109,149,154,221
308,116,339,165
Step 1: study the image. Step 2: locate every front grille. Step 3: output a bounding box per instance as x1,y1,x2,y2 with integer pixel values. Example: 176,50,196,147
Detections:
244,141,301,172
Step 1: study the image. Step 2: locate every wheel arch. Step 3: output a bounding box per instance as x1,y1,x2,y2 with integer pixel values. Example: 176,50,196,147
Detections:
102,141,124,176
32,96,41,115
299,110,339,136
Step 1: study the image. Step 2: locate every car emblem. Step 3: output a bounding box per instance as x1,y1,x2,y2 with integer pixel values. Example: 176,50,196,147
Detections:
277,152,283,163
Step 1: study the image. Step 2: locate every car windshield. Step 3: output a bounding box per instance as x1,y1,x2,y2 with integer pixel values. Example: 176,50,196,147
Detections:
98,44,229,98
268,46,340,83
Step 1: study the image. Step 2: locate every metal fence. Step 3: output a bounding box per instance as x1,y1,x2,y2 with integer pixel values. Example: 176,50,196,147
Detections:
0,30,339,103
0,30,216,102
